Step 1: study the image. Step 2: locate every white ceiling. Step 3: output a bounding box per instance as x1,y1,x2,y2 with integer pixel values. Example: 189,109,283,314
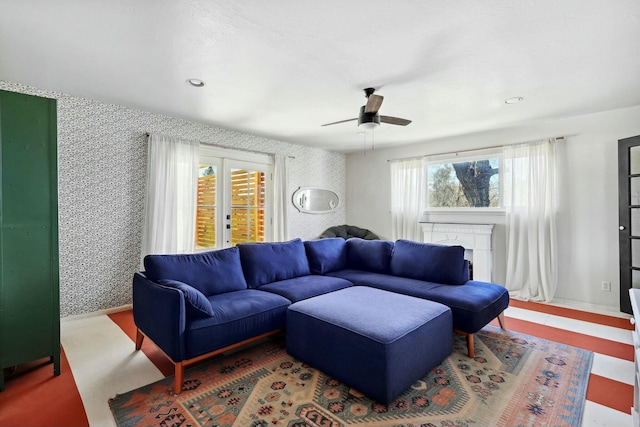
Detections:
1,0,639,152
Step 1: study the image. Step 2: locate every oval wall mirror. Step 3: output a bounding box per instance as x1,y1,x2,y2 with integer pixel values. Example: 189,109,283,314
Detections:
292,187,339,214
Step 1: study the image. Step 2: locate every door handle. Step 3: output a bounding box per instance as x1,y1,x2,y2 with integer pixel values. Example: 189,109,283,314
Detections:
620,225,626,231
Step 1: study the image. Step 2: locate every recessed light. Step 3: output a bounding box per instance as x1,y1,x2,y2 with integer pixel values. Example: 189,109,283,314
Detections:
504,96,524,104
186,78,205,87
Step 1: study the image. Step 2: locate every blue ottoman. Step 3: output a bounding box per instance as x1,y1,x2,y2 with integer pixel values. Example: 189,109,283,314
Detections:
286,286,453,404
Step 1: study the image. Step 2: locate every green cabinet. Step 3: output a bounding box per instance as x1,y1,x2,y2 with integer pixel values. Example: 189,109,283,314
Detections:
0,90,59,391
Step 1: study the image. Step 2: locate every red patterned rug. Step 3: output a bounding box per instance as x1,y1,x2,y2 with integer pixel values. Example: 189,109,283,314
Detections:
109,325,592,427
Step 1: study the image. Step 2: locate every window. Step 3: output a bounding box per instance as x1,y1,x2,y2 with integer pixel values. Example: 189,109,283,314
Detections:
426,154,501,209
196,147,272,250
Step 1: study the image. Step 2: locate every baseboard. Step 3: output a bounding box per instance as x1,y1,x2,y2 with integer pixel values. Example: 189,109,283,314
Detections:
61,304,132,323
543,297,630,319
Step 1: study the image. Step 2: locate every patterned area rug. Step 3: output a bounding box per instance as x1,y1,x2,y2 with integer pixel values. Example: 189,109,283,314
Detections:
109,326,593,427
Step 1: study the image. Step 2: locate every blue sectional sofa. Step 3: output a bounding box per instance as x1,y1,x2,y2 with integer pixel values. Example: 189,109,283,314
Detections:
133,237,509,396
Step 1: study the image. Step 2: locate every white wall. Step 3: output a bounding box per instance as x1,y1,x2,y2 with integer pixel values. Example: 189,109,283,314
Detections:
346,105,640,311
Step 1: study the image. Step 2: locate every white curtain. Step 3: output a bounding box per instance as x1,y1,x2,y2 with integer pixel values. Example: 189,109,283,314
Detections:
140,133,200,262
390,158,425,241
503,138,558,301
272,154,289,241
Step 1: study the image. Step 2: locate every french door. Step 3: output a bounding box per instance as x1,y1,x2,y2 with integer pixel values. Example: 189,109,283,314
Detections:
619,135,640,314
196,150,272,250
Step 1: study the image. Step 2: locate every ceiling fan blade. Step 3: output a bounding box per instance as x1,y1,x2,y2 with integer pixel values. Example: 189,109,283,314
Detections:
364,94,383,114
321,118,358,126
380,115,412,126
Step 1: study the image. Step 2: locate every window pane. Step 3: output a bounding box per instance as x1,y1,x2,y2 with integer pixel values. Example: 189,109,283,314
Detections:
632,176,640,206
633,208,640,237
196,207,216,248
631,146,640,175
427,158,499,208
634,239,640,269
196,165,217,249
230,169,265,245
633,269,640,289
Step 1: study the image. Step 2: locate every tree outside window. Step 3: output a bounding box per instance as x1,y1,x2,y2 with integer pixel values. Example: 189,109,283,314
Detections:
427,158,500,208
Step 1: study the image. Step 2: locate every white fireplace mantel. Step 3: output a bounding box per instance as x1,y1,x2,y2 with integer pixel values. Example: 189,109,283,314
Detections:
420,222,494,282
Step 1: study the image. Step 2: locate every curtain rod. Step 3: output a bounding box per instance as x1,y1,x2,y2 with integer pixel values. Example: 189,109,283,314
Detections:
387,136,565,163
144,132,295,159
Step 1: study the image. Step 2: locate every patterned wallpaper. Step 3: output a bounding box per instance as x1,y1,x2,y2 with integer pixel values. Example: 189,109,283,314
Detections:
0,81,346,317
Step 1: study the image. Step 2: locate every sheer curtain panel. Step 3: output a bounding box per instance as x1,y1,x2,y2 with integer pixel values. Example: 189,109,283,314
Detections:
503,138,558,301
390,158,425,241
140,133,200,262
272,154,289,242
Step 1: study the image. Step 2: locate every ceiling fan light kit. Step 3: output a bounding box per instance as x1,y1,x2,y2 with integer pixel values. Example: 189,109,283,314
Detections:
321,87,411,128
358,105,380,129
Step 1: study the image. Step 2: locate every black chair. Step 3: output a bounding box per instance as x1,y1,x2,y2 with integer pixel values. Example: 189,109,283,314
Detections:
319,224,379,240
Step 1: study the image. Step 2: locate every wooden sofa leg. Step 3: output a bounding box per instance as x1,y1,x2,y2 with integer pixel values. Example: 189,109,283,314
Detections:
497,312,506,329
454,329,475,358
173,362,184,395
135,329,144,350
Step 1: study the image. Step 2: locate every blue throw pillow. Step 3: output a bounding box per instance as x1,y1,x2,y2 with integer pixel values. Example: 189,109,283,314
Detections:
304,238,347,274
390,240,467,285
238,239,311,288
158,279,215,317
144,247,248,296
346,238,394,273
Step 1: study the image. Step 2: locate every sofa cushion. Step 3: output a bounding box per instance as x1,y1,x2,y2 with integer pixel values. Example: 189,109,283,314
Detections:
158,279,215,317
238,239,311,288
144,247,248,296
326,268,431,289
185,289,290,359
258,275,352,302
391,240,467,285
328,269,509,334
304,238,347,274
346,238,394,273
411,280,509,332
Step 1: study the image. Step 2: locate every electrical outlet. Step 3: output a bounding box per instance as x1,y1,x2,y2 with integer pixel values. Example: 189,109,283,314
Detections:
601,281,611,292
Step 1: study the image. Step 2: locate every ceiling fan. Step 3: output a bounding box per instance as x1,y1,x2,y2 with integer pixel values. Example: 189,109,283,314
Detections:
321,88,412,129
